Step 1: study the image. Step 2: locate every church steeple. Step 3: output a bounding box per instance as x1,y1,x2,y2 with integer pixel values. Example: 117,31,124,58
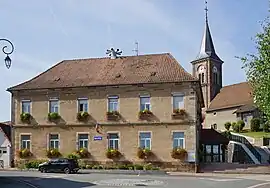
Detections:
191,0,223,108
195,1,222,62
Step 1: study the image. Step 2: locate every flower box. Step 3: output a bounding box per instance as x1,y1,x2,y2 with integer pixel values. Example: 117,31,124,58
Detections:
106,149,121,159
171,147,188,160
20,113,31,124
138,109,153,120
172,109,187,119
47,112,61,122
77,111,90,122
77,148,90,158
137,148,152,159
17,149,32,158
106,111,120,121
46,149,61,158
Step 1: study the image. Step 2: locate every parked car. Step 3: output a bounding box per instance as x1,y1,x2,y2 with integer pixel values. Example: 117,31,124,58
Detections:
38,158,79,174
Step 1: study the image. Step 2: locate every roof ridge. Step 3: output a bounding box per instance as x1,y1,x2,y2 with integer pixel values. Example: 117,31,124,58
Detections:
7,60,65,92
63,53,171,62
222,81,249,88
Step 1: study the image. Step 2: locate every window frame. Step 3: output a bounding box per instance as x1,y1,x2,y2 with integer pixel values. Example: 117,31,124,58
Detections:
48,98,59,113
107,95,119,112
77,132,89,150
48,133,60,150
171,131,185,149
172,93,185,111
139,95,151,111
21,100,31,114
138,131,152,150
20,134,31,151
107,132,120,150
77,98,89,112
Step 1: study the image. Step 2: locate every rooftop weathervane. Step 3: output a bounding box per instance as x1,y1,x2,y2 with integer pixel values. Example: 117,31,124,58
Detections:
106,48,122,59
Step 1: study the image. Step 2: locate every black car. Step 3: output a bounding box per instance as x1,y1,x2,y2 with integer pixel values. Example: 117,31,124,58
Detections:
38,158,80,174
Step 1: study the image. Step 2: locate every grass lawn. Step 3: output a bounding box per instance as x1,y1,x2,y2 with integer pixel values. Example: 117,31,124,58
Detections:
239,130,270,138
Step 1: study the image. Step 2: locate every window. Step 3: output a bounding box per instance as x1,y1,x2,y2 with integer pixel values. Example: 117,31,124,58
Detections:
139,132,151,149
108,133,119,150
172,132,185,148
198,65,206,84
49,134,59,149
172,93,184,110
140,96,150,111
20,135,31,150
49,99,59,113
78,98,88,112
213,72,218,84
211,124,217,130
108,96,119,112
201,73,205,83
22,100,31,113
78,134,89,149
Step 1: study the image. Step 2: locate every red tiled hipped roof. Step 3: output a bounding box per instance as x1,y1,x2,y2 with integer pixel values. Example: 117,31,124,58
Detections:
7,53,197,91
207,82,253,112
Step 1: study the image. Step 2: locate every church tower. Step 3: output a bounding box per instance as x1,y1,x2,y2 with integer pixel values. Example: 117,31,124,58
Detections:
191,1,223,109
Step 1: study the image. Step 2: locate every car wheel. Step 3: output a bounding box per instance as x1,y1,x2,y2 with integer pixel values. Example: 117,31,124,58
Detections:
40,167,45,173
64,167,70,174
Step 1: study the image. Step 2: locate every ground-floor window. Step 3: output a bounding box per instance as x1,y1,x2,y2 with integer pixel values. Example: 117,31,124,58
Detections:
49,134,59,149
108,133,119,150
78,133,89,149
20,135,31,150
202,144,225,163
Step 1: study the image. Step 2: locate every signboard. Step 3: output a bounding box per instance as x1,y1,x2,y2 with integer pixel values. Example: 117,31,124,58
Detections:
187,151,196,162
94,136,102,141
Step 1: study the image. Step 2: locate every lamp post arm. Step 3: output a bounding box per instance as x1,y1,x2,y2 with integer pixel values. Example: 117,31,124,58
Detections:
0,38,14,55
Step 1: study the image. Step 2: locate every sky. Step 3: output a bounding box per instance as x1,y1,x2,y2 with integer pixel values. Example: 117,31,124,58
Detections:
0,0,268,121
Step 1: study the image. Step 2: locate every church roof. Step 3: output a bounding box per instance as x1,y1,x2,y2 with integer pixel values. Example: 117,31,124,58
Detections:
7,53,198,91
206,82,254,112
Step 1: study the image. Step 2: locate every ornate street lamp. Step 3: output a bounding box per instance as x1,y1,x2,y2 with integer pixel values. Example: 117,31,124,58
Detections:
0,38,14,69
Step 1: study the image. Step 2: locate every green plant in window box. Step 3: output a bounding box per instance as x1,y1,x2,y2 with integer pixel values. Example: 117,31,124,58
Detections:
76,148,90,158
67,152,80,159
46,148,61,158
171,147,188,160
106,111,120,120
77,111,90,122
105,149,121,159
138,109,153,119
173,109,186,116
137,147,152,159
17,149,32,158
47,112,61,122
20,113,31,124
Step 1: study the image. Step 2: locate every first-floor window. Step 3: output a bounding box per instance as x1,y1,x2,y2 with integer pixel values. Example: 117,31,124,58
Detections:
49,134,59,149
172,132,185,148
21,135,31,150
139,132,151,149
78,134,89,149
108,133,119,150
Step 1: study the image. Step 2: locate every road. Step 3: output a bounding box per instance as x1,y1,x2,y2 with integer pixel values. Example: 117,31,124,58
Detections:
0,170,270,188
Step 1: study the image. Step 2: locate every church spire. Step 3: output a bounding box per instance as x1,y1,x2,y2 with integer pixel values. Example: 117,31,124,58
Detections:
195,0,222,62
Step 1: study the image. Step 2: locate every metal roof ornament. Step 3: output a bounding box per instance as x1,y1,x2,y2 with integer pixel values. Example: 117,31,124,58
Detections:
106,48,122,59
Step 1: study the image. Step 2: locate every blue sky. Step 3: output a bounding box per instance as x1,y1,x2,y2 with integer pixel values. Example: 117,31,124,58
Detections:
0,0,268,121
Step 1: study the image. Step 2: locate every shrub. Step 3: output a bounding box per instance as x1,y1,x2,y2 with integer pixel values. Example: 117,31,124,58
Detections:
171,148,188,160
173,109,187,116
137,148,152,159
263,123,269,132
105,149,121,159
25,160,48,169
77,112,90,122
224,122,231,131
232,122,240,132
251,118,261,132
20,113,31,124
46,149,61,158
47,112,60,122
237,120,245,131
17,149,32,158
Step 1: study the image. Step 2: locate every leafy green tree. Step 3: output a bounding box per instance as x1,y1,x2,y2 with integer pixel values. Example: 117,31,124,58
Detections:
224,122,231,131
240,8,270,120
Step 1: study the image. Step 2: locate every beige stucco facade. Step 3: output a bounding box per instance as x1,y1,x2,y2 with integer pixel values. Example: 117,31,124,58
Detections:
11,82,202,163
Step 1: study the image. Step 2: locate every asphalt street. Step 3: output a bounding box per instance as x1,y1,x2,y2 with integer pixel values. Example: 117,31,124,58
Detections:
0,170,270,188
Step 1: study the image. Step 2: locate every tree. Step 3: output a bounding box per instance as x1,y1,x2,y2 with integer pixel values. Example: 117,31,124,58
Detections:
240,8,270,121
224,122,231,131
